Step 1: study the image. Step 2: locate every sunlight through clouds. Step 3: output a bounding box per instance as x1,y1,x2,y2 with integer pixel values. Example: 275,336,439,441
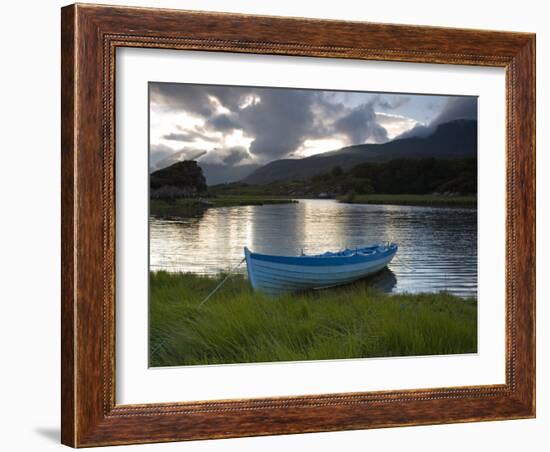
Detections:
375,113,418,140
149,82,477,183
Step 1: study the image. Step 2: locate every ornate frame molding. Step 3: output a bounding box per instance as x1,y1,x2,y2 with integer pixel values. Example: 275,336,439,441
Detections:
61,4,535,447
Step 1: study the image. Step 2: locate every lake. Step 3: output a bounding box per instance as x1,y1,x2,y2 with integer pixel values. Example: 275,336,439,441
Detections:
150,199,477,298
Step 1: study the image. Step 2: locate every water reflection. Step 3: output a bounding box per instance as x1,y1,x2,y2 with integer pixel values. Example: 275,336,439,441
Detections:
367,267,398,292
150,199,477,298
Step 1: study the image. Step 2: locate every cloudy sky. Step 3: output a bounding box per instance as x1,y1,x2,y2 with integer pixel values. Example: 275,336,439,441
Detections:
149,82,477,172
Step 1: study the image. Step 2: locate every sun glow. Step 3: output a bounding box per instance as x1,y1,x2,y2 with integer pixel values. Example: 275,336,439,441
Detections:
375,112,418,139
294,138,348,158
239,94,261,109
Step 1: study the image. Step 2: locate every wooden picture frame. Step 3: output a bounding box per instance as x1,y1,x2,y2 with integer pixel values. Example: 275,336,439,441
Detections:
61,3,535,447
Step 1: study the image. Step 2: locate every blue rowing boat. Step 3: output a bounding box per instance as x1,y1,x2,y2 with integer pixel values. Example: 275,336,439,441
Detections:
244,242,398,296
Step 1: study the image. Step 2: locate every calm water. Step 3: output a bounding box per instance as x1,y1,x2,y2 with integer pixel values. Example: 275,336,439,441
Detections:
150,199,477,298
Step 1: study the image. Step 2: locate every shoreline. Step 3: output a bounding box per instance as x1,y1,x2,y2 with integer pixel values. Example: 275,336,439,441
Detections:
337,193,477,207
150,194,476,217
150,195,297,216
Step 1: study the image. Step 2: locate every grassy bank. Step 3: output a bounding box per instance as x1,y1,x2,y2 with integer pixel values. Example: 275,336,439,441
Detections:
150,195,296,217
338,193,477,207
150,271,477,367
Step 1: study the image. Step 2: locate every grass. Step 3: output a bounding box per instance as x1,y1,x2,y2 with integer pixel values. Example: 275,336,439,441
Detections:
149,271,477,367
150,195,296,217
337,193,477,207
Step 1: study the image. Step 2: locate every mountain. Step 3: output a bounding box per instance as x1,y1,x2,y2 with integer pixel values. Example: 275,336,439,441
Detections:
198,162,260,186
242,119,477,185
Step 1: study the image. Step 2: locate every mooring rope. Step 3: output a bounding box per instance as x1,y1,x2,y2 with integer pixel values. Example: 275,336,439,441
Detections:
392,252,417,272
150,257,246,359
197,257,246,308
150,333,171,359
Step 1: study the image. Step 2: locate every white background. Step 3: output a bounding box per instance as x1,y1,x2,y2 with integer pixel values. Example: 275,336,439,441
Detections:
117,49,505,404
0,1,546,451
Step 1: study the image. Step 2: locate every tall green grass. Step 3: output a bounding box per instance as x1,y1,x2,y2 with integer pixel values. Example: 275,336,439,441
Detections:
149,272,477,367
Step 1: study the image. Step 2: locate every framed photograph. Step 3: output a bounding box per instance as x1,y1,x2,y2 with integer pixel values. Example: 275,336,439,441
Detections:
61,4,535,447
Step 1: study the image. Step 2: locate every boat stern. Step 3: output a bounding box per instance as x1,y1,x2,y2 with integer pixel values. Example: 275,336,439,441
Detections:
243,247,258,290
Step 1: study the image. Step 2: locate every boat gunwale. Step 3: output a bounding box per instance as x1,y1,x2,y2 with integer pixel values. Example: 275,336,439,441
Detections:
245,243,398,267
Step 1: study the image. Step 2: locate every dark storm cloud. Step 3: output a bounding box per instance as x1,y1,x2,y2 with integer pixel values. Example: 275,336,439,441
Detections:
375,95,411,110
207,88,330,160
397,96,477,139
433,96,477,125
151,83,422,163
151,83,324,160
207,113,242,131
238,90,322,159
221,147,250,166
334,103,389,144
207,86,247,111
150,83,247,116
150,83,218,117
199,146,251,166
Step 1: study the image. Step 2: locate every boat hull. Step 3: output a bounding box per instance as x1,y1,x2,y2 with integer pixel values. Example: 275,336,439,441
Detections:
244,244,397,296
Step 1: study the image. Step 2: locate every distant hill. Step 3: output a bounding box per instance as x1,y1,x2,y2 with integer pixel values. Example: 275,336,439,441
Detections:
213,157,476,198
242,119,477,185
198,162,260,186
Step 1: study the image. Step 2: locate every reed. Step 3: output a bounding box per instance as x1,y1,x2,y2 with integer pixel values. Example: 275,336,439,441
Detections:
149,271,477,367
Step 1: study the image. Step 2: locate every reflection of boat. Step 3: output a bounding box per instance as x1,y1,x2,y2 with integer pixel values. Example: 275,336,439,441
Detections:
367,267,398,293
244,243,398,296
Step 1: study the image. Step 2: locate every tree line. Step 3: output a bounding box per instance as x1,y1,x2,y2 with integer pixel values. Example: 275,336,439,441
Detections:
312,158,477,195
